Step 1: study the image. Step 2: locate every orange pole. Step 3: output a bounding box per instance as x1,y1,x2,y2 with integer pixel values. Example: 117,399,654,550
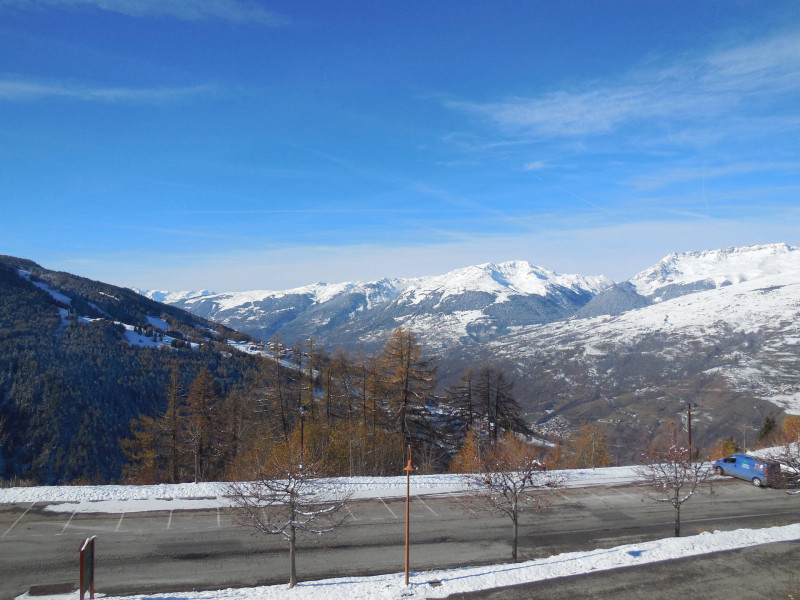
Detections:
404,444,412,586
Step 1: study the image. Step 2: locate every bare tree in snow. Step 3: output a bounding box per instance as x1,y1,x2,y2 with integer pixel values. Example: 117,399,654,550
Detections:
462,432,563,562
227,434,351,588
636,426,714,537
764,416,800,493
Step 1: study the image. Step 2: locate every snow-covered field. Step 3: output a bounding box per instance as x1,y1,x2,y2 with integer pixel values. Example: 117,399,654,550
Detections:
0,466,640,513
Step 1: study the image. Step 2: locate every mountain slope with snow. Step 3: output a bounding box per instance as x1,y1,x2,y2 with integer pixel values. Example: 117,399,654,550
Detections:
146,261,612,350
448,249,800,460
629,243,798,299
139,243,800,462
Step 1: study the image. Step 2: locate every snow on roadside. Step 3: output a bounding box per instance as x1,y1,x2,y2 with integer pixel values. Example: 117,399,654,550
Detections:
0,467,642,513
12,524,800,600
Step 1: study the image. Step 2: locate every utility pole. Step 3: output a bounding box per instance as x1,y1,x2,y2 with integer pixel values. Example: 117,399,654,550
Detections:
299,405,308,469
404,445,413,586
687,402,698,459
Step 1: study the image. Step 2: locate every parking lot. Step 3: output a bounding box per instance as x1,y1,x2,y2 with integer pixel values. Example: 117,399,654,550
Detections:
1,480,798,599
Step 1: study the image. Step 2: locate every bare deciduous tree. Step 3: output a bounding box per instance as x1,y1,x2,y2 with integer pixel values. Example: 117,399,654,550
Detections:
766,418,800,493
636,428,714,537
462,432,563,561
227,435,351,588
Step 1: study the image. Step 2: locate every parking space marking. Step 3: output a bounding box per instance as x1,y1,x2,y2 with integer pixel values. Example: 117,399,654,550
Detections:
605,486,637,500
2,502,36,538
344,504,358,521
167,509,173,530
115,513,125,532
714,484,745,496
415,495,439,517
449,492,477,514
555,491,574,504
583,489,611,504
57,511,76,535
378,498,398,519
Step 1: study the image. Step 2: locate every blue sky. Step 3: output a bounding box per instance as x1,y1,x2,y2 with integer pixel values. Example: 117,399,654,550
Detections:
2,1,799,291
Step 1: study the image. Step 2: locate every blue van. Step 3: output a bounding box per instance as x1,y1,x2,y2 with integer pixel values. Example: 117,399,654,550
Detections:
713,454,781,487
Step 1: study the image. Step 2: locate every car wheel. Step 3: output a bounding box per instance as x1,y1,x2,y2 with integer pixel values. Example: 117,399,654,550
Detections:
715,466,724,475
752,477,763,487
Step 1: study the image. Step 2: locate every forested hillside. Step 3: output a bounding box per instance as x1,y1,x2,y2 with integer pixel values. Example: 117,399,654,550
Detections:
0,256,264,483
120,327,531,484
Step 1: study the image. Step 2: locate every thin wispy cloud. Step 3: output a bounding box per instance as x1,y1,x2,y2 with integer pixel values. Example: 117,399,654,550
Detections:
0,76,216,103
1,0,289,25
627,161,800,192
522,161,547,171
447,32,800,140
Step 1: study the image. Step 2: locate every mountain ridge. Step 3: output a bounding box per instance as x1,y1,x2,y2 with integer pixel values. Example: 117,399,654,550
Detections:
141,243,798,354
140,259,613,350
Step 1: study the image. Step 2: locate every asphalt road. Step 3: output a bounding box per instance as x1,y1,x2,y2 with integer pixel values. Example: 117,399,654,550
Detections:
0,479,797,599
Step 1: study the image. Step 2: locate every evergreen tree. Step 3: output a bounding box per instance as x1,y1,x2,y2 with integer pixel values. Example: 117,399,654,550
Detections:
758,415,777,443
447,367,477,433
475,364,527,442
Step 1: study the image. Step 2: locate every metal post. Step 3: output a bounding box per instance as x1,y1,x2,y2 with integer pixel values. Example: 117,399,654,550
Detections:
404,445,413,586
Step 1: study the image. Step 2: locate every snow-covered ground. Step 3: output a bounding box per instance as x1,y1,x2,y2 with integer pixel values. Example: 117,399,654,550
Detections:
4,463,799,599
0,466,640,513
11,524,800,600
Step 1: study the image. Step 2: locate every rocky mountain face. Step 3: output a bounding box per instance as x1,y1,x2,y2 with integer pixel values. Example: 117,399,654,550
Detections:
147,243,800,463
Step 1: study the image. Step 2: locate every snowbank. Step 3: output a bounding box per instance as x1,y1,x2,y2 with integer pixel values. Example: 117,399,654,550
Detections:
0,466,642,513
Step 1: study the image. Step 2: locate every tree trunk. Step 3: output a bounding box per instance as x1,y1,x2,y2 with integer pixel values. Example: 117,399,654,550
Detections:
194,443,199,484
288,522,297,588
674,496,681,537
512,517,518,562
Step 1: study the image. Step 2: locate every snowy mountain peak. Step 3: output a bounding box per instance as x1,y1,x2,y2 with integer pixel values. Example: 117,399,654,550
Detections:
404,260,611,304
136,289,215,304
629,243,800,297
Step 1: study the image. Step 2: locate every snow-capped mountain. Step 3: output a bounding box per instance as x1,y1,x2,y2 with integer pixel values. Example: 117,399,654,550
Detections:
142,243,800,462
445,243,800,460
576,243,799,318
629,243,799,299
136,289,215,305
144,244,800,357
144,261,612,351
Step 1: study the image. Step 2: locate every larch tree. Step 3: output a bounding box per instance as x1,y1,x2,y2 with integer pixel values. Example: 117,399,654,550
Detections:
378,327,436,447
161,363,186,483
119,413,162,483
564,424,611,469
121,364,185,484
449,429,482,474
265,340,294,441
186,367,219,482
